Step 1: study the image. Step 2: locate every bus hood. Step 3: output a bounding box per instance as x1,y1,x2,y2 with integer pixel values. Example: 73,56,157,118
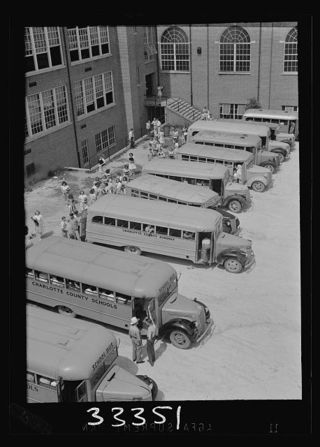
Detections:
162,292,204,320
260,150,281,165
226,182,249,194
216,232,252,251
276,133,295,145
269,140,290,154
95,364,152,401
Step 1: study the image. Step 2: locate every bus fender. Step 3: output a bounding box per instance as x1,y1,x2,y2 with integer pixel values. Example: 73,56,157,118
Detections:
159,319,197,340
216,248,247,266
222,194,246,208
260,160,276,169
246,175,267,189
270,147,287,157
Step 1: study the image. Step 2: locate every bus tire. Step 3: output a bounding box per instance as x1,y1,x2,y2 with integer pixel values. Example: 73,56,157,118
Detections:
251,181,266,192
56,306,76,317
124,246,141,255
169,329,192,349
224,257,243,274
227,200,242,213
262,163,275,173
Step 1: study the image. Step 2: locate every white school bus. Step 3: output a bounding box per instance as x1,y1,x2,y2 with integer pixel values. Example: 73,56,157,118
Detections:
86,194,254,273
242,108,298,143
26,237,212,349
187,119,290,163
143,158,251,213
125,174,240,234
192,131,280,174
175,143,272,192
27,304,157,402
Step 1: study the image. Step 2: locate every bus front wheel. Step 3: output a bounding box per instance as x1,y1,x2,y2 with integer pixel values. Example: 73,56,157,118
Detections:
169,329,192,349
227,200,242,213
251,181,266,192
224,257,243,274
124,246,141,255
57,306,76,317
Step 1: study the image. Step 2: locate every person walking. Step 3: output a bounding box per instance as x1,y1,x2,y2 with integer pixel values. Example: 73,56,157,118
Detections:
60,216,68,238
128,128,135,148
60,181,70,202
89,188,97,204
145,316,157,366
128,317,144,363
67,213,80,240
67,199,78,215
31,211,44,239
98,156,106,174
146,120,151,138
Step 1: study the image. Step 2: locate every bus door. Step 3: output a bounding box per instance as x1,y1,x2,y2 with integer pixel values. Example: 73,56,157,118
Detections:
210,179,223,196
148,298,161,334
196,232,212,264
75,380,88,402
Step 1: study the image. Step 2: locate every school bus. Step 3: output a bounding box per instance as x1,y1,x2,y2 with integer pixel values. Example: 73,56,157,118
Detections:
27,304,157,402
125,174,240,234
175,143,272,192
192,131,280,174
86,194,254,274
242,108,298,143
26,237,213,349
187,119,290,163
142,158,251,213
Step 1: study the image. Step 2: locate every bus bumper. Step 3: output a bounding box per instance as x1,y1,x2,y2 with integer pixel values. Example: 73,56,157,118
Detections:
244,252,256,271
196,318,214,345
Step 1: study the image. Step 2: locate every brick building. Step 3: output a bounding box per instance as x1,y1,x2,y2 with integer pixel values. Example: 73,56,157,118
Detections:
24,23,298,182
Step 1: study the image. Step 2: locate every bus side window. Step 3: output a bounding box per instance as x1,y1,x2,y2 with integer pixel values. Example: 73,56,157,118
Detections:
83,284,97,295
131,189,139,197
117,219,129,228
27,372,36,383
169,228,181,238
183,231,195,240
207,158,215,163
130,221,142,231
105,217,116,226
149,194,157,200
92,216,103,224
168,199,177,203
158,196,167,201
66,279,80,291
99,288,116,301
181,155,189,161
26,268,34,278
140,192,148,199
225,144,232,148
143,224,155,235
50,275,64,287
190,156,198,162
156,226,168,235
116,293,131,304
199,157,206,162
35,270,48,282
38,375,57,388
225,162,234,169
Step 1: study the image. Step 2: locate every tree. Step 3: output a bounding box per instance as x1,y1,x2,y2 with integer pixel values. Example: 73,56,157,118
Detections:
245,98,261,110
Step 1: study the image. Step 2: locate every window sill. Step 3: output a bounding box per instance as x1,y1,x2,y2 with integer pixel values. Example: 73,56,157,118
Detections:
281,72,298,75
218,71,251,75
25,64,66,77
25,121,71,143
76,102,116,121
70,53,112,66
161,70,190,74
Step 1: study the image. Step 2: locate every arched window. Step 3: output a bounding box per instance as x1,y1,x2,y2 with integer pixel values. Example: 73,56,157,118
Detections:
220,26,250,72
284,27,298,72
160,26,189,72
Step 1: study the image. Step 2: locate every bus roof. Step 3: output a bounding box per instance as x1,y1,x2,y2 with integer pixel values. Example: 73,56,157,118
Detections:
27,304,117,380
88,194,222,232
143,158,229,180
243,108,298,120
26,236,176,298
194,131,261,147
176,143,253,162
188,119,270,137
127,174,220,205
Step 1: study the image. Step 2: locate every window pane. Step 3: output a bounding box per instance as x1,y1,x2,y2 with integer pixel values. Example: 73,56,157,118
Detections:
84,78,95,113
55,86,69,124
74,81,85,116
169,228,181,238
37,52,49,69
117,219,128,228
27,94,43,134
50,46,62,66
33,27,47,54
42,90,56,129
105,217,115,226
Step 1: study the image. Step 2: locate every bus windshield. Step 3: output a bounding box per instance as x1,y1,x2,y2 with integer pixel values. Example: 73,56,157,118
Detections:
158,273,178,306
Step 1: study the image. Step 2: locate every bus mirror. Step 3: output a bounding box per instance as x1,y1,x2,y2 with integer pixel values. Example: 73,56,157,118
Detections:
177,272,182,281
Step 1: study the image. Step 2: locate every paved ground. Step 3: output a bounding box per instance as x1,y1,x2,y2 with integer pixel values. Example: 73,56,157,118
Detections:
24,138,301,401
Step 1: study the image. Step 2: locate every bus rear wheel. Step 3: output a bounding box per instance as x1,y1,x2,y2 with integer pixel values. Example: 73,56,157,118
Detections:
169,329,192,349
224,257,243,273
227,200,242,213
251,181,266,192
124,246,141,255
56,306,76,317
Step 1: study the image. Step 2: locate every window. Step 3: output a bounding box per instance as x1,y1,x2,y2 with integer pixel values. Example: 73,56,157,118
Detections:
75,72,115,118
95,126,116,153
38,375,57,388
26,86,69,138
190,156,198,162
169,228,181,238
50,275,64,286
83,284,97,295
149,194,157,200
282,105,298,112
26,268,34,278
156,226,168,235
220,26,250,72
116,292,131,304
219,103,246,119
27,372,36,383
66,279,80,291
181,155,189,161
92,216,103,224
25,27,63,73
35,271,48,282
104,217,116,226
284,28,298,72
199,157,207,162
182,231,195,240
67,26,110,63
168,199,177,203
160,26,189,71
116,219,129,228
130,221,142,231
158,196,167,201
99,288,116,301
81,139,89,164
144,27,157,62
140,192,148,199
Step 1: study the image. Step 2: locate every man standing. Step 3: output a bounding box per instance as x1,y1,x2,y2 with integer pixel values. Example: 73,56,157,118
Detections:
129,317,144,363
128,128,135,148
146,316,157,366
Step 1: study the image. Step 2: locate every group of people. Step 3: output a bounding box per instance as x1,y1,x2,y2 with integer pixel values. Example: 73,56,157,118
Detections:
129,310,157,367
200,106,212,120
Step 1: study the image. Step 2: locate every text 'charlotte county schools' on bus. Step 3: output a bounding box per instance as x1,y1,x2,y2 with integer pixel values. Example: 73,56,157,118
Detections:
27,304,158,402
26,237,213,349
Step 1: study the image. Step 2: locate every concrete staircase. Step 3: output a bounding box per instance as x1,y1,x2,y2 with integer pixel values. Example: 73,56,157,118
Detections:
166,97,202,123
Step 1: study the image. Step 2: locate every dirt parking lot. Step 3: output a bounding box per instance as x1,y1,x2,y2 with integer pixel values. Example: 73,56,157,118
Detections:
24,139,301,401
